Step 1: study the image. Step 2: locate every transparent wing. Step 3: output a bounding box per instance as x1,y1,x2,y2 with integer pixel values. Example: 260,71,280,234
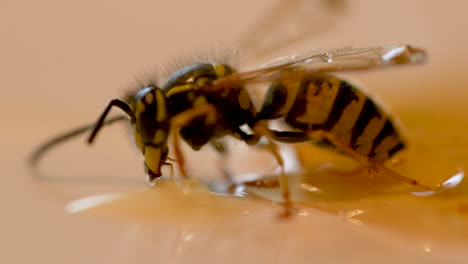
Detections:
237,0,348,61
212,45,427,90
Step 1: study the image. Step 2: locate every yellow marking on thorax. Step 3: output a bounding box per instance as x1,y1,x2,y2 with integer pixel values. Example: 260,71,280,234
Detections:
330,89,367,144
144,146,162,174
213,64,226,77
355,115,388,156
166,84,196,98
193,96,216,125
295,77,340,125
155,90,167,122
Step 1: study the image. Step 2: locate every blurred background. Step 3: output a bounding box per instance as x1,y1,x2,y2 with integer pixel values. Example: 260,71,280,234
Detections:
2,0,468,263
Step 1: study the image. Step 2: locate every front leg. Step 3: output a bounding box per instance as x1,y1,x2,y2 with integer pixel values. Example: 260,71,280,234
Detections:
169,98,217,178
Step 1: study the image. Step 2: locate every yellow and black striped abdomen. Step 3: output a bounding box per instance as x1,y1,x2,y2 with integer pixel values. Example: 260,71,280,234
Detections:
260,74,405,162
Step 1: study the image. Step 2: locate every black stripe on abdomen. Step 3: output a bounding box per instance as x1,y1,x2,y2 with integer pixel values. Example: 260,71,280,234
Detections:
368,120,395,157
387,142,404,157
317,81,359,130
350,98,381,147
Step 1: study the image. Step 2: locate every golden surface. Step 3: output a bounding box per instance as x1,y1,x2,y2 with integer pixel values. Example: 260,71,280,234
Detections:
3,0,468,263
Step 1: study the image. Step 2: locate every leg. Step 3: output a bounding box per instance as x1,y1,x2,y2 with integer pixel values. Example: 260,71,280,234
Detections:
169,103,217,178
307,130,440,190
253,122,293,217
263,127,442,190
88,99,135,144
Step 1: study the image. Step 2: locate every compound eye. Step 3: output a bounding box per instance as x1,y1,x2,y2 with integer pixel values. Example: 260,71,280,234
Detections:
133,86,168,145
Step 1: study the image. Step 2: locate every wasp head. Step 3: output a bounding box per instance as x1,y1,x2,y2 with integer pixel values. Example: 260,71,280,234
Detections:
132,86,170,182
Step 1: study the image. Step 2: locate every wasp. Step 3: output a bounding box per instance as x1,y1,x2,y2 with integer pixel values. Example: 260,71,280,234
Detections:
29,42,442,214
